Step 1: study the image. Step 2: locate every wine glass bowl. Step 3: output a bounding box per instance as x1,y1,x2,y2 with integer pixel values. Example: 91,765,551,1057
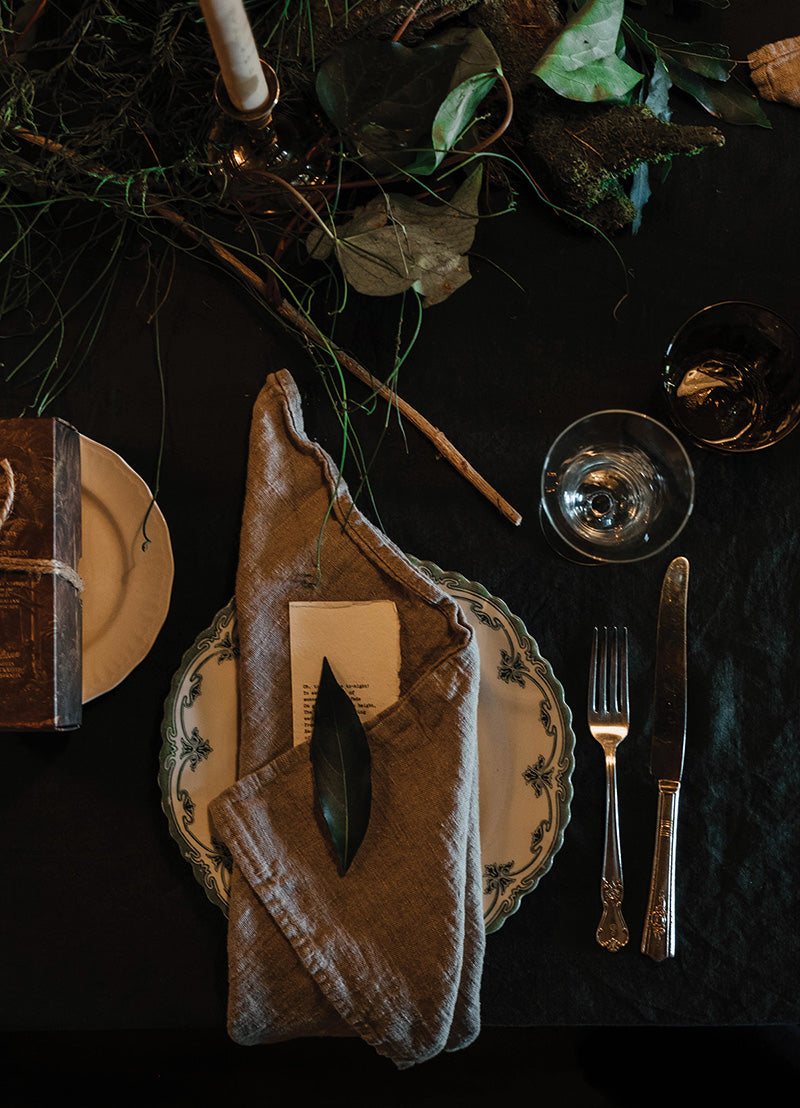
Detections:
663,301,800,451
540,410,694,564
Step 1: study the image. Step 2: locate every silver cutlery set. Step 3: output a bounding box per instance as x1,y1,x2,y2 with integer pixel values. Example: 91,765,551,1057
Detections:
590,556,689,961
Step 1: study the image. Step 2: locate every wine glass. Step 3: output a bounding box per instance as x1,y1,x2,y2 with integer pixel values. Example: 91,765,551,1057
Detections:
663,301,800,451
540,410,695,564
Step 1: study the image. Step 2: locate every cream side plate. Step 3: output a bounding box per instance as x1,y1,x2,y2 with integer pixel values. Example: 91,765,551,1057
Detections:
80,435,174,702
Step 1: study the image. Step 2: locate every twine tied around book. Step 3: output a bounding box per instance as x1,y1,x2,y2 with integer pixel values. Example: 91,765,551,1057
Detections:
0,457,13,530
0,457,84,593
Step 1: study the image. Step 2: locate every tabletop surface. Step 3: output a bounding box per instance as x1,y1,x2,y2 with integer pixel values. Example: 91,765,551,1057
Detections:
2,0,799,1086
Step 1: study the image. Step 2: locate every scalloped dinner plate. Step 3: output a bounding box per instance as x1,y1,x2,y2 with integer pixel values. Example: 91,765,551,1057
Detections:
158,562,574,932
80,435,174,702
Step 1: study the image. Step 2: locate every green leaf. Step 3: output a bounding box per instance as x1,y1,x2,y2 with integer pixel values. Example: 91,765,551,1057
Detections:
532,0,643,102
623,17,770,128
310,657,372,876
629,162,650,234
664,59,772,127
315,29,499,176
307,166,483,306
645,56,672,120
627,1,730,8
404,70,498,176
646,34,734,81
629,56,672,234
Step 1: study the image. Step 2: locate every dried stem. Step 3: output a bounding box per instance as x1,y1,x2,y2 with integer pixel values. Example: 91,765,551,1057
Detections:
11,126,522,526
393,1,426,43
275,299,522,526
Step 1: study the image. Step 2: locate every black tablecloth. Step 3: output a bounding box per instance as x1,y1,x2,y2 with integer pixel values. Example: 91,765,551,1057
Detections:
2,0,799,1095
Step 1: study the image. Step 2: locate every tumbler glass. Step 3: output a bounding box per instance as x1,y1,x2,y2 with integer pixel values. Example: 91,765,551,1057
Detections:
663,301,800,451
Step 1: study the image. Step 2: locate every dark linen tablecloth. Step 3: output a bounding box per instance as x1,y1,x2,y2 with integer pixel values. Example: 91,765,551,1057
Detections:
2,0,798,1096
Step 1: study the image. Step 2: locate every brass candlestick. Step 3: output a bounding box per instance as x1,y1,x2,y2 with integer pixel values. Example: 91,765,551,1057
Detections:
207,60,328,213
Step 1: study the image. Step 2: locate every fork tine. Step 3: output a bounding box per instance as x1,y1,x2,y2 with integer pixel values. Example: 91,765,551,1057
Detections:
588,627,630,726
619,627,629,715
609,627,619,715
598,626,607,714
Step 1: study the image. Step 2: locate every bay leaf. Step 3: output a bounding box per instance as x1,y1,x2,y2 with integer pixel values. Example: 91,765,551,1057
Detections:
645,55,672,121
629,56,671,233
629,162,651,234
664,59,772,128
310,657,371,876
623,17,769,127
646,34,734,81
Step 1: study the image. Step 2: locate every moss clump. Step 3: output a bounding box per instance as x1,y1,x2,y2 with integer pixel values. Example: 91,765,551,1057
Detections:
520,88,725,232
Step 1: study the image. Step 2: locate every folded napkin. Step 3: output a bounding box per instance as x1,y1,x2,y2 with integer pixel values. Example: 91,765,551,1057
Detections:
748,36,800,107
209,371,484,1067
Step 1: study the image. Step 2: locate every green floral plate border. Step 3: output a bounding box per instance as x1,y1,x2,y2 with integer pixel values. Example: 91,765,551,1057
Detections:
158,562,575,933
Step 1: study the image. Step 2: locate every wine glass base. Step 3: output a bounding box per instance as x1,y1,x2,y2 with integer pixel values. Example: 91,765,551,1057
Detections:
538,506,605,566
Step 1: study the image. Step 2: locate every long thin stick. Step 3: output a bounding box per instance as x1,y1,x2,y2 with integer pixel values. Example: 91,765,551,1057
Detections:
12,126,522,525
275,299,522,524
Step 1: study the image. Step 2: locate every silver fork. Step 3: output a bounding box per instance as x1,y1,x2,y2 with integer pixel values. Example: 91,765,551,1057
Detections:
588,626,630,952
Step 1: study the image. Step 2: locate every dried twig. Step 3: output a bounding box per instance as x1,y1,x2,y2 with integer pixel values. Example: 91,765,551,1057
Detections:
276,299,522,525
12,126,522,525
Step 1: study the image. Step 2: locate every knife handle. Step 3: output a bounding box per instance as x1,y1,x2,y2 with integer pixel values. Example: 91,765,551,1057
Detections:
641,781,680,962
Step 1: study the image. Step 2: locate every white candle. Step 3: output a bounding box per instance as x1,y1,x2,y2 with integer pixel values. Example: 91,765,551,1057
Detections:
200,0,270,113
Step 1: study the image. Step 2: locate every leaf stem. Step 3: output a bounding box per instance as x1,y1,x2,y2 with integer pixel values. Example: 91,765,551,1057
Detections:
392,1,426,44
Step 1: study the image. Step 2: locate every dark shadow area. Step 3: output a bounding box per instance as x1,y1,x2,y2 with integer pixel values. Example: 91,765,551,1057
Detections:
5,1026,799,1106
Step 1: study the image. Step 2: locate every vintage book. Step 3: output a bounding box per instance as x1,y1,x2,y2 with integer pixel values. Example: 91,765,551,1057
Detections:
0,418,82,730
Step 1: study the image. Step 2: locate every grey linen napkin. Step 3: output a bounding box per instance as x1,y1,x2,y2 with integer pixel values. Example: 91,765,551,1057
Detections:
208,371,484,1067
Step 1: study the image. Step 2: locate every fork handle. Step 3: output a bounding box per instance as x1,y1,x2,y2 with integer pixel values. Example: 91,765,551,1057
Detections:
641,782,680,962
597,754,629,952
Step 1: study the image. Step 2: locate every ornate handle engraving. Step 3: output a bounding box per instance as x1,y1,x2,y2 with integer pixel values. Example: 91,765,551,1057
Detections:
597,879,628,952
597,751,628,951
641,783,680,961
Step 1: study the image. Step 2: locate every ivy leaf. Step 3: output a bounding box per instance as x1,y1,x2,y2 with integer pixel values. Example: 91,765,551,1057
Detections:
315,29,499,176
310,657,372,876
532,0,643,102
307,165,483,306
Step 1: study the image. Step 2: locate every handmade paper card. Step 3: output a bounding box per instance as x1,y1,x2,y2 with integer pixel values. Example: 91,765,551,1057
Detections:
288,600,400,746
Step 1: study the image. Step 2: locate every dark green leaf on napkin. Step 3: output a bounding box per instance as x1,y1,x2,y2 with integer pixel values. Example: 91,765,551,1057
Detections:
310,657,371,876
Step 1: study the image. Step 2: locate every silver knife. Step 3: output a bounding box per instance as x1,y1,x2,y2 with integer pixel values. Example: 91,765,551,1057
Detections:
641,556,689,962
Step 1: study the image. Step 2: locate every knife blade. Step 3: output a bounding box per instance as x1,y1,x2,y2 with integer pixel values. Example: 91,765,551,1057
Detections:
641,555,689,962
